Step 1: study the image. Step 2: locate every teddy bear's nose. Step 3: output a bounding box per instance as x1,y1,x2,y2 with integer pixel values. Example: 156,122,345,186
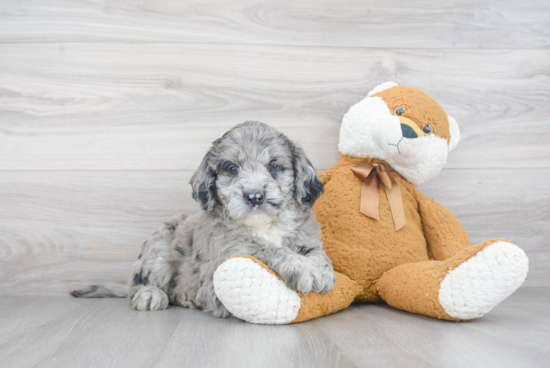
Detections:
401,124,419,139
397,116,425,139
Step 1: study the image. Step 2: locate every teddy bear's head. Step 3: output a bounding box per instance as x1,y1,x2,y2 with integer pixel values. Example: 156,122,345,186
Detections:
338,82,460,186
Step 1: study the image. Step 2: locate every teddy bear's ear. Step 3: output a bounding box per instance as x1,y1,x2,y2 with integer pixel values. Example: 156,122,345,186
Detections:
367,81,399,97
448,115,460,151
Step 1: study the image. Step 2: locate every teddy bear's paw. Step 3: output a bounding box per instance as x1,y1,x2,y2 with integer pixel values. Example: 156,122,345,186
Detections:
213,256,301,324
438,241,528,320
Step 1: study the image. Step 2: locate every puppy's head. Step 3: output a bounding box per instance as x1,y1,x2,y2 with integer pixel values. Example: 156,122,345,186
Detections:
190,121,323,226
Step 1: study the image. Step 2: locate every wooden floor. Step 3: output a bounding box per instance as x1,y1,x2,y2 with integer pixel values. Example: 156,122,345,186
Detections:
1,287,548,368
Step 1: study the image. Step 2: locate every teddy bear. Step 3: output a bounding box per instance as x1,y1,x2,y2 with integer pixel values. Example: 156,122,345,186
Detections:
212,82,529,324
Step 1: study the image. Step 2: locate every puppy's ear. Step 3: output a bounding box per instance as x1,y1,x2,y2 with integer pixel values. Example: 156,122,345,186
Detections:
288,141,324,206
189,150,217,213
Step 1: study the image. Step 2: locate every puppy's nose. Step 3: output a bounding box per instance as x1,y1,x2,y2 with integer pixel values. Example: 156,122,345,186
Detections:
245,192,264,206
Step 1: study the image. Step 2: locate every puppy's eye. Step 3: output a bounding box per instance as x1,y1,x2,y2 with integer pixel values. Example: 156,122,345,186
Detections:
395,107,406,116
228,166,239,175
422,124,433,134
268,163,281,172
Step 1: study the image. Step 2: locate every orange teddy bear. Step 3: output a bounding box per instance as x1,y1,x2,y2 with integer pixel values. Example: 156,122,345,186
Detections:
214,82,529,324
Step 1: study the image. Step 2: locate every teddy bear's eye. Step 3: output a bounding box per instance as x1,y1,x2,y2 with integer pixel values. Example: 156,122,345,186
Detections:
423,124,433,134
395,107,406,116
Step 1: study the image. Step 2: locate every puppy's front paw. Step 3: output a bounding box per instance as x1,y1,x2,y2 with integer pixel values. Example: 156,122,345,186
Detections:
283,262,336,295
286,268,315,295
311,266,336,294
131,286,169,311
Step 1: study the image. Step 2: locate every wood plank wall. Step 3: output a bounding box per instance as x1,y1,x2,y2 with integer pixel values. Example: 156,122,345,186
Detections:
0,0,549,295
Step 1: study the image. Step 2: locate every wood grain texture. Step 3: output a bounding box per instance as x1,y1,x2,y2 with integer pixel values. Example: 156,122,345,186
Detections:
1,0,549,302
0,171,193,296
1,0,549,48
0,288,548,367
0,168,547,296
1,44,549,171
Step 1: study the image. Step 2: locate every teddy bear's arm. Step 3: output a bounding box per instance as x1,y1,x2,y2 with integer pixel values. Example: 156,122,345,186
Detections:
317,170,332,185
414,189,471,260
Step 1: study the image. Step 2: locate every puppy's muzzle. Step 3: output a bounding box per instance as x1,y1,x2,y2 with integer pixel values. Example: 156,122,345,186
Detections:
245,192,264,206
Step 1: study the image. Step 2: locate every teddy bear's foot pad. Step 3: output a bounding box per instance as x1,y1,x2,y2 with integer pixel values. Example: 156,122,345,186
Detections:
213,256,301,324
439,241,528,320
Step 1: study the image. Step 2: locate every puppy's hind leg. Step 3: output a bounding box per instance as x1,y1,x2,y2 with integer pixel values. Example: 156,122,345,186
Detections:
131,285,169,311
130,214,186,311
71,283,128,298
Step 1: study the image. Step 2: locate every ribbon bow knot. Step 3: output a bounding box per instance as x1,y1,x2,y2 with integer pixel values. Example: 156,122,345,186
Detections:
351,162,407,231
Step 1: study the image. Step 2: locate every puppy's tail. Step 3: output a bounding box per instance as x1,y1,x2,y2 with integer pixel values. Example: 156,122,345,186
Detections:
71,283,128,298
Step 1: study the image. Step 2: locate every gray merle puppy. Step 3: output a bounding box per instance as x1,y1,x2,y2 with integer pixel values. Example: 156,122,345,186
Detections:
72,121,335,318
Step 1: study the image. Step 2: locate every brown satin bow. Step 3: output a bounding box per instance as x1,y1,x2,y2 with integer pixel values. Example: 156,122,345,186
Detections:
351,162,407,231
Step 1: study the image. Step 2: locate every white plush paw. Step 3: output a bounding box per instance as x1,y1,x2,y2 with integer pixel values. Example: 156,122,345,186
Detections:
131,286,169,311
213,257,301,324
439,241,529,320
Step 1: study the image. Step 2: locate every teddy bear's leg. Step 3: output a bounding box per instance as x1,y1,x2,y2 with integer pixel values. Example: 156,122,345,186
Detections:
376,239,528,321
213,255,361,324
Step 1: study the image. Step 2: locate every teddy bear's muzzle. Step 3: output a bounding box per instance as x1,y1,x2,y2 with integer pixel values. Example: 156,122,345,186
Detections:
398,116,425,139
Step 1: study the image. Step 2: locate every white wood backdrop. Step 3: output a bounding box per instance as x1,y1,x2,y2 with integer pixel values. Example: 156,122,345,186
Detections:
0,0,549,295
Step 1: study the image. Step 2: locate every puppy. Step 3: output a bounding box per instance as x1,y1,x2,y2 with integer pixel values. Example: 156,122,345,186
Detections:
72,121,335,318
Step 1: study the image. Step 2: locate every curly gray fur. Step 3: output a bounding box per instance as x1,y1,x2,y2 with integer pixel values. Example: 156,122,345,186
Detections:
73,121,335,318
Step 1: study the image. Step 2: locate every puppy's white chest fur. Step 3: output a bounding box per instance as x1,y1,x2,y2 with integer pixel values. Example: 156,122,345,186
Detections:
248,223,285,247
239,212,285,247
